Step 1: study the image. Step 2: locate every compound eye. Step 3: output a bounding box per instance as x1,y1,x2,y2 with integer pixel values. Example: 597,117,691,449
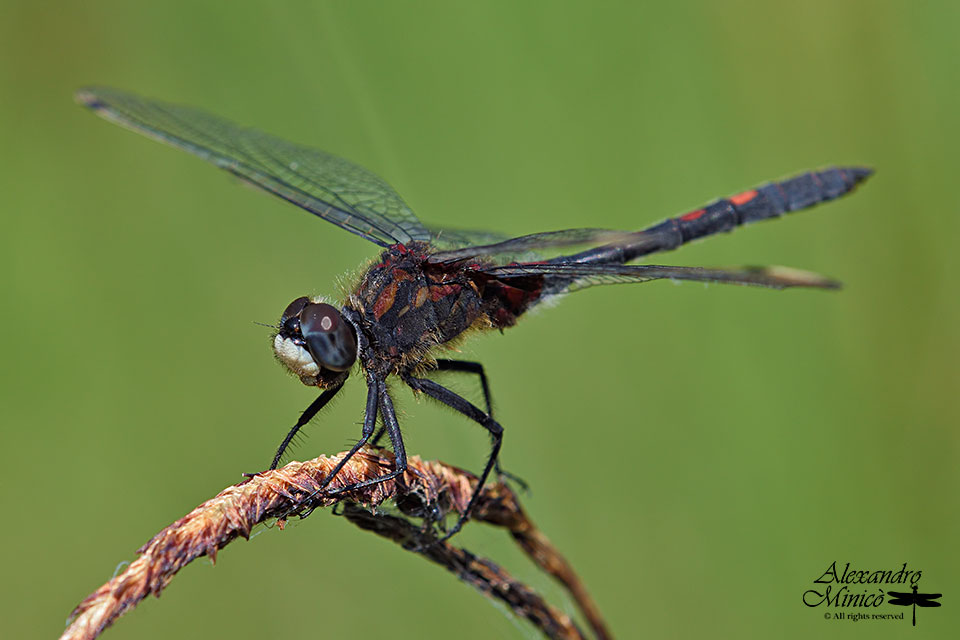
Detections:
281,296,310,324
300,303,357,371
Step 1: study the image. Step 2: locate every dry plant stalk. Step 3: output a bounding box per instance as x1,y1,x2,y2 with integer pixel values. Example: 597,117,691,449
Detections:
62,448,611,640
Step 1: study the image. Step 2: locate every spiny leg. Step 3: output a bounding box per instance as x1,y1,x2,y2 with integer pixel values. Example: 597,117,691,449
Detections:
369,359,491,448
402,374,503,542
294,380,410,523
370,358,492,448
283,377,382,519
370,427,387,448
270,378,346,470
434,359,494,415
317,385,409,513
430,359,526,491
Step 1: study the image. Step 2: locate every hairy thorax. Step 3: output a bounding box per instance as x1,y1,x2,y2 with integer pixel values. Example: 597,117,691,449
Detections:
345,244,490,372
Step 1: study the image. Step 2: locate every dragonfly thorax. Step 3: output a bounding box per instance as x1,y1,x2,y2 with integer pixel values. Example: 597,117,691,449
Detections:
272,296,357,386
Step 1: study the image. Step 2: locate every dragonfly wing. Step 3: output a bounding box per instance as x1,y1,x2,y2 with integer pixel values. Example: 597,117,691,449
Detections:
426,226,512,251
427,228,638,263
486,263,841,291
77,87,430,247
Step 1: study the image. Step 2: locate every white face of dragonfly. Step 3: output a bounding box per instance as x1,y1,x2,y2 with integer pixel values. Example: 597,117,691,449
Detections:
272,296,357,386
273,333,322,383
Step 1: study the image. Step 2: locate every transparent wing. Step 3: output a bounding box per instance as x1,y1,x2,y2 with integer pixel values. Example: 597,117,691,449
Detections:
427,228,637,263
486,263,841,291
77,87,430,247
426,226,512,251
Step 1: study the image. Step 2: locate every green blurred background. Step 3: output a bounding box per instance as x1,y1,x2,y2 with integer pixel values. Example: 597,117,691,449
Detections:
2,1,957,638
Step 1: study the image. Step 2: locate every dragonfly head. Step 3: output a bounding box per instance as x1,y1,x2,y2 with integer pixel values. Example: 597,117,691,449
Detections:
272,296,357,386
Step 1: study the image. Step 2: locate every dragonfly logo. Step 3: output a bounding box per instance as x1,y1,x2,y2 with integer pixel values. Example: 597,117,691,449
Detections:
887,584,943,627
803,562,942,627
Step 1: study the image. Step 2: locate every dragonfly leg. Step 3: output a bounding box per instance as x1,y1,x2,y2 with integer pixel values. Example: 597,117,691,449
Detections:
431,359,527,492
269,377,346,470
402,374,503,542
434,359,494,415
371,360,492,448
283,376,410,522
370,358,492,448
282,377,382,519
318,382,408,508
322,380,409,492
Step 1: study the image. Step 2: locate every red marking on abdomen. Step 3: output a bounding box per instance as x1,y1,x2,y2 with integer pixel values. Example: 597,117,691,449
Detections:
680,208,705,222
729,189,758,206
502,285,531,308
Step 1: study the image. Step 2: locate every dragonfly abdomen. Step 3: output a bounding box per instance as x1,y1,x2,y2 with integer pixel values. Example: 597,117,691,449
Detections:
562,167,872,266
657,167,872,247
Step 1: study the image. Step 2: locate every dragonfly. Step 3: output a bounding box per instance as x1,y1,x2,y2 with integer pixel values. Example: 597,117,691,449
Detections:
77,87,872,540
887,584,942,626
